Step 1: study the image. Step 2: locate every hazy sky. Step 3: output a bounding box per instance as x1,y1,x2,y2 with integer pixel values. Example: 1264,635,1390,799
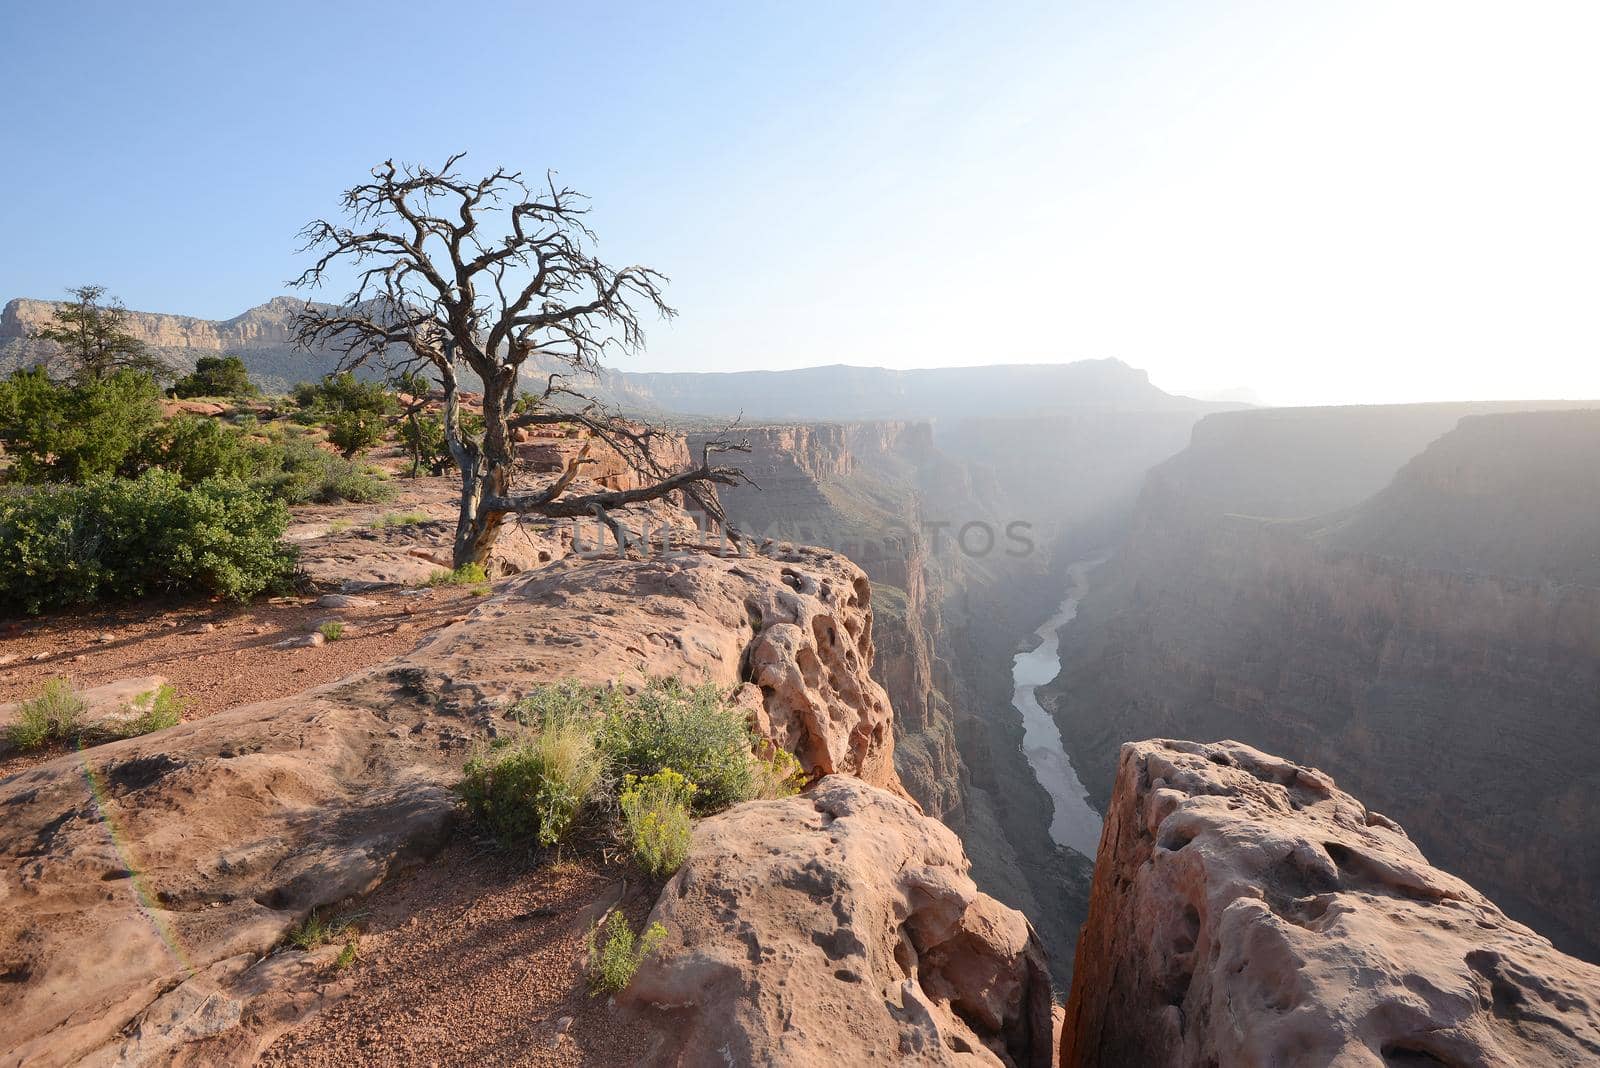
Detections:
2,1,1596,406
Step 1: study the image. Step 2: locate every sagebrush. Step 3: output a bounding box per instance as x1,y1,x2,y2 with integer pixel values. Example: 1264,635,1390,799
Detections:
586,911,668,995
618,769,696,877
458,709,605,846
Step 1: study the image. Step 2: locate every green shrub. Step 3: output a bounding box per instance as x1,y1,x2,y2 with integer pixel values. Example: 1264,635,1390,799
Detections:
325,409,387,457
0,471,296,613
426,561,489,587
597,679,760,814
398,410,484,476
172,355,258,399
618,769,696,878
133,415,273,485
586,911,668,995
117,684,185,737
752,741,807,799
0,368,162,483
252,438,392,505
457,710,604,846
6,678,86,750
287,908,363,950
292,373,395,458
318,621,345,642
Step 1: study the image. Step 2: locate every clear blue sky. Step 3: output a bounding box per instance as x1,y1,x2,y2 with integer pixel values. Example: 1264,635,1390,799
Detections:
3,1,1597,405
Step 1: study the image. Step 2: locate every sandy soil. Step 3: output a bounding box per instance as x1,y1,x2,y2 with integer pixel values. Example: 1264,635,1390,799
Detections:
0,584,485,776
258,840,663,1067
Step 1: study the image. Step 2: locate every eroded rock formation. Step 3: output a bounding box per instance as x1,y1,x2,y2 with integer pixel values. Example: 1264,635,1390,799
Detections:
626,776,1053,1067
1062,739,1600,1068
0,548,899,1065
1049,407,1600,959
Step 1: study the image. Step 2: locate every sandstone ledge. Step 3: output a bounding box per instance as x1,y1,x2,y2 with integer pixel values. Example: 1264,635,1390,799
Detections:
626,775,1053,1067
1062,739,1600,1067
0,548,900,1066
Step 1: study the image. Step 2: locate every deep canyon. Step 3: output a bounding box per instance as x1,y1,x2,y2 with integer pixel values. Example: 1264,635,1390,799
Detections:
4,296,1599,1064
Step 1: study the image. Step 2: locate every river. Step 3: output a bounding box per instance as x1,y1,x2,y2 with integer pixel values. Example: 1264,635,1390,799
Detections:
1011,557,1104,857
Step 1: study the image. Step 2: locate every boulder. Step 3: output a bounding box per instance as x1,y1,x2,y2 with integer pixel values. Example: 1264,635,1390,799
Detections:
626,776,1053,1067
315,594,378,610
1062,739,1600,1067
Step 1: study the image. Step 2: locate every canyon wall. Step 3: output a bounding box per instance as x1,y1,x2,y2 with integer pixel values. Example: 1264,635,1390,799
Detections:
1049,406,1600,962
0,296,330,390
691,409,1215,985
1063,739,1600,1067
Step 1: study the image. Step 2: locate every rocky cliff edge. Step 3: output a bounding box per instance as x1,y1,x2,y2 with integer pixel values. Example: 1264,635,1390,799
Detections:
0,546,1050,1066
1062,739,1600,1068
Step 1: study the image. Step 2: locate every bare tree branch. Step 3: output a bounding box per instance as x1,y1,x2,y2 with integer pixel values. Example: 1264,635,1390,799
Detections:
289,154,739,567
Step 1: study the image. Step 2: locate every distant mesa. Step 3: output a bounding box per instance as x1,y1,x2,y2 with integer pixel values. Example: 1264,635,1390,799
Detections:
1,295,1241,420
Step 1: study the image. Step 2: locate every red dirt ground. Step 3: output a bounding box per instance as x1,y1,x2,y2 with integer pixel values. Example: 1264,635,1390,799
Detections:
257,841,663,1067
0,584,486,776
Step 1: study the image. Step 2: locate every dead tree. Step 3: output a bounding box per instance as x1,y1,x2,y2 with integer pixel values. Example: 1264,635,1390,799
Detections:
291,155,747,568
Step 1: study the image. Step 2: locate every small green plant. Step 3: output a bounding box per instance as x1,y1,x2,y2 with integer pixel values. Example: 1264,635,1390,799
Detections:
586,911,668,995
618,769,697,878
371,511,429,529
116,684,185,737
457,710,604,846
328,518,353,533
597,678,762,814
6,678,86,750
318,621,345,642
752,741,807,799
426,561,490,588
333,932,360,970
287,908,362,950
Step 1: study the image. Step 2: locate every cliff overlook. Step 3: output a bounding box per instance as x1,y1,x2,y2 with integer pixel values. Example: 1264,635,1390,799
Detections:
1049,404,1600,963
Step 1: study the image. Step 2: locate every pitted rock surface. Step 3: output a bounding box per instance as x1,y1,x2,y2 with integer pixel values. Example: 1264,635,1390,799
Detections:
1062,739,1600,1068
626,776,1052,1067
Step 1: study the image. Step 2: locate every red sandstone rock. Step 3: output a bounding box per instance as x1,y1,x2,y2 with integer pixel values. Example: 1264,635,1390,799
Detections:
625,775,1053,1067
1062,739,1600,1067
0,549,901,1065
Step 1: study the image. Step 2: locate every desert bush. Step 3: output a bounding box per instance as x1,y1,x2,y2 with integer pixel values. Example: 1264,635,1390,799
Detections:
586,911,668,995
252,437,392,505
597,679,760,814
426,561,489,588
618,768,696,877
318,621,345,642
171,355,257,399
0,368,162,483
133,415,272,485
292,373,395,457
398,410,485,476
117,683,185,737
325,409,386,457
752,741,807,799
6,678,86,750
0,471,296,613
457,710,604,846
